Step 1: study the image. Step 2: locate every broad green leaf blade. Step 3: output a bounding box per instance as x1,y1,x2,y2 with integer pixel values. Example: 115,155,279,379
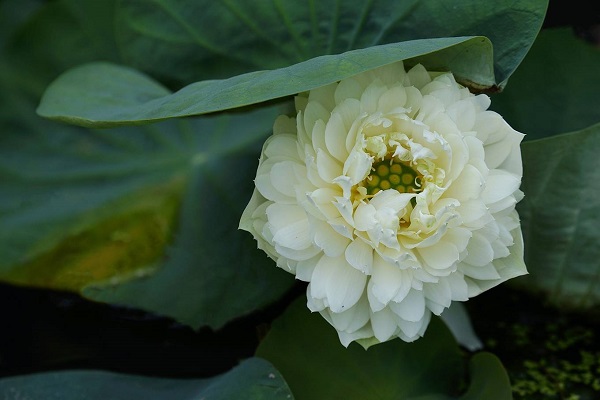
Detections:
80,110,295,328
256,298,461,399
459,353,512,400
515,124,600,310
0,75,293,329
256,298,512,400
37,36,495,127
0,358,294,400
115,0,547,86
491,28,600,141
0,0,294,330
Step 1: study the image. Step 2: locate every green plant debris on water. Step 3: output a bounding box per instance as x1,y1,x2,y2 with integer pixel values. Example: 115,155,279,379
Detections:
470,288,600,400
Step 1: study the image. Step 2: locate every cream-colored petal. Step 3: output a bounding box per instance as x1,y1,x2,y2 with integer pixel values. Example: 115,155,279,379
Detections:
266,203,306,232
264,133,300,160
463,231,494,267
309,255,335,301
426,299,446,316
343,150,372,184
369,190,415,213
444,227,472,254
306,286,326,311
304,153,329,188
333,196,354,227
473,110,503,143
345,238,374,274
404,86,423,117
339,325,376,348
308,83,336,114
497,137,524,176
445,272,469,301
378,85,408,113
326,295,370,333
366,279,386,312
459,262,501,281
487,194,517,214
456,199,492,228
370,307,398,342
442,133,469,183
354,202,377,231
303,101,329,135
418,240,459,270
389,289,425,322
328,216,354,240
334,77,363,103
491,238,510,259
447,98,476,131
391,269,413,303
311,118,328,156
269,161,305,198
295,256,320,282
272,219,312,250
481,169,521,205
325,112,350,162
240,189,266,232
397,312,430,340
360,82,387,114
424,278,452,311
443,163,484,201
368,254,404,309
406,63,432,89
324,255,368,313
485,127,523,175
255,173,292,203
307,187,340,220
316,148,343,183
312,219,351,257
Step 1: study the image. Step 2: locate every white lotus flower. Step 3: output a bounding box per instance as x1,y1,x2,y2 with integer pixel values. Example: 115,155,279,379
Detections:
240,61,527,348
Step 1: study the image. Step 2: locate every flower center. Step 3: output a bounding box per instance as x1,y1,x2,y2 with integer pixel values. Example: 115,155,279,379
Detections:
364,159,422,196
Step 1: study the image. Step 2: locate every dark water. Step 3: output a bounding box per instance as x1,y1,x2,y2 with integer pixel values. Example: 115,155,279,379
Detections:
0,281,304,379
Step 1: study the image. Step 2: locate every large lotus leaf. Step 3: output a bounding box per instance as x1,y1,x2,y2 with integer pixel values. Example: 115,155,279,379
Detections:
491,28,600,141
515,123,600,310
0,72,293,329
0,358,294,400
256,298,512,400
37,36,495,127
114,0,547,86
0,0,294,330
36,0,549,128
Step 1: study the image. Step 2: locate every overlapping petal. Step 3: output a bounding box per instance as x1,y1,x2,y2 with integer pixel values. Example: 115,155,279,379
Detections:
240,61,527,347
